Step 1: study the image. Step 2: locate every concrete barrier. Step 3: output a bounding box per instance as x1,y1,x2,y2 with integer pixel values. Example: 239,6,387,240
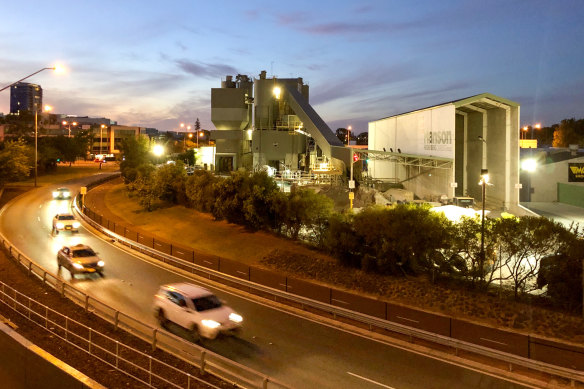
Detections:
452,319,529,357
219,258,250,280
195,255,219,271
153,239,171,255
170,244,194,263
387,303,451,337
250,268,287,291
287,277,330,304
530,336,584,370
331,289,385,319
0,322,104,389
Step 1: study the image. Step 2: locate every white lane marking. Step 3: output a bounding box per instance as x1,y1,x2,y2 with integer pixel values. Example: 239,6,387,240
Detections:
37,217,41,222
332,298,349,305
347,372,395,388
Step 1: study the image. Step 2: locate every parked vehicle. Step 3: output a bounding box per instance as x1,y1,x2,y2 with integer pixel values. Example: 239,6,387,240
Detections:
57,244,104,278
153,283,243,340
52,213,80,234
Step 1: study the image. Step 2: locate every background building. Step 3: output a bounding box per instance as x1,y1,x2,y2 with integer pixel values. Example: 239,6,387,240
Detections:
368,93,522,213
10,82,42,114
211,71,349,174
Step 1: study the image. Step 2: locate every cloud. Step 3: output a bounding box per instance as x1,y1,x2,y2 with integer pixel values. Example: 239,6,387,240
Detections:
309,62,422,106
175,59,238,79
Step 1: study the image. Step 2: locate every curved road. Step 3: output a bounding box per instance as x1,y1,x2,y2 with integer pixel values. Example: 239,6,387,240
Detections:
0,175,533,389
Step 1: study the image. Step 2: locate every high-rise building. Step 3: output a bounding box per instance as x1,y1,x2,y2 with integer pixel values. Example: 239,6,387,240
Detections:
10,82,43,114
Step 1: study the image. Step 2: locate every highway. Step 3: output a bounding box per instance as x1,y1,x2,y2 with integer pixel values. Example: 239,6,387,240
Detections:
0,175,534,389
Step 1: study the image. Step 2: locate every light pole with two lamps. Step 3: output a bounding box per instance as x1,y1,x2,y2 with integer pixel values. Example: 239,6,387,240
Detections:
479,168,489,270
62,120,77,138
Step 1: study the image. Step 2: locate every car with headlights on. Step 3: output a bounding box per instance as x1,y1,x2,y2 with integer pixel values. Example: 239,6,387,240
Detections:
153,283,243,340
52,213,80,234
53,187,72,200
57,244,104,278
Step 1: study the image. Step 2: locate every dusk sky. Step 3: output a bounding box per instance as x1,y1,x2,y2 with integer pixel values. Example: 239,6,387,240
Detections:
1,1,583,134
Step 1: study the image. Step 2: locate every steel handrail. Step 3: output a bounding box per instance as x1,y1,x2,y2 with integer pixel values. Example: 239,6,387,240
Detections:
74,190,584,386
0,186,292,389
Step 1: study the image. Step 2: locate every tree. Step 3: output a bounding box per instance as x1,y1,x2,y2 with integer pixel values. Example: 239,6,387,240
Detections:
495,216,569,299
194,118,201,131
356,132,368,145
0,140,33,187
335,128,349,144
120,135,152,181
284,187,334,242
552,118,581,147
537,226,583,311
185,170,219,212
151,162,187,205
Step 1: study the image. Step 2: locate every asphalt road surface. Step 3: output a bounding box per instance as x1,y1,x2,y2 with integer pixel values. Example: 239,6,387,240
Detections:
0,175,534,389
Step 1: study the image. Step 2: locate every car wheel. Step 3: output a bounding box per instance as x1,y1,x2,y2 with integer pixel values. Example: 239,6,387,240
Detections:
157,309,168,327
98,271,104,277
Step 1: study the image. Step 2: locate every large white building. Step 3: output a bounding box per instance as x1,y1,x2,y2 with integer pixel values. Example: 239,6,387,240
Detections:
368,93,523,213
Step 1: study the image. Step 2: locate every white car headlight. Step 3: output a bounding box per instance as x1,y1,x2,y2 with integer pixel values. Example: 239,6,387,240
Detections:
52,192,59,198
72,263,84,270
97,260,105,267
201,319,221,329
56,222,64,229
229,313,243,323
63,192,70,197
72,222,80,228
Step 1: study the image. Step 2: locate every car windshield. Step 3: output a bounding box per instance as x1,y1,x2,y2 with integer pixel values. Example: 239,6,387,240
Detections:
72,249,96,258
58,215,75,220
192,295,222,311
58,188,69,192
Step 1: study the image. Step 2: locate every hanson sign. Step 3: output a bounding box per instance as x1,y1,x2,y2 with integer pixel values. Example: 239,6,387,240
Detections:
568,163,584,182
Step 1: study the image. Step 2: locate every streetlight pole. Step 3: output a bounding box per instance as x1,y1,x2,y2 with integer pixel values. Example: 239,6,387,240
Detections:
479,168,489,272
347,125,352,146
0,67,57,92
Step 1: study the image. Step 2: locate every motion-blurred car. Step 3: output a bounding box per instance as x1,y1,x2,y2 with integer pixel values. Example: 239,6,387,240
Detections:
153,283,243,340
52,187,71,200
52,213,80,233
57,244,104,278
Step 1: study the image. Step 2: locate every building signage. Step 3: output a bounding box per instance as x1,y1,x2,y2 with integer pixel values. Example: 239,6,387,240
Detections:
424,130,452,152
568,163,584,182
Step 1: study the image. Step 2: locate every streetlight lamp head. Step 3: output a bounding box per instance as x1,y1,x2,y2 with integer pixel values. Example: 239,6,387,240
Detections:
62,120,68,125
479,168,489,185
44,105,52,112
53,64,66,74
535,123,541,129
273,86,281,99
521,158,537,172
152,144,164,157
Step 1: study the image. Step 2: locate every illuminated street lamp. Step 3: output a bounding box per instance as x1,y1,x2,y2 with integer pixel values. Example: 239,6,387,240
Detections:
62,120,78,138
152,144,164,157
532,123,541,140
347,125,352,146
0,66,62,92
99,124,107,156
521,126,528,140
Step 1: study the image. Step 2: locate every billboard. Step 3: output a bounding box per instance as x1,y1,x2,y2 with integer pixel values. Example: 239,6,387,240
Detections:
568,163,584,182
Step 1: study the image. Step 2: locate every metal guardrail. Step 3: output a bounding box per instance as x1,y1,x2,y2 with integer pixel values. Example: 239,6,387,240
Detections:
0,236,292,389
74,188,584,387
0,182,292,389
0,280,222,389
